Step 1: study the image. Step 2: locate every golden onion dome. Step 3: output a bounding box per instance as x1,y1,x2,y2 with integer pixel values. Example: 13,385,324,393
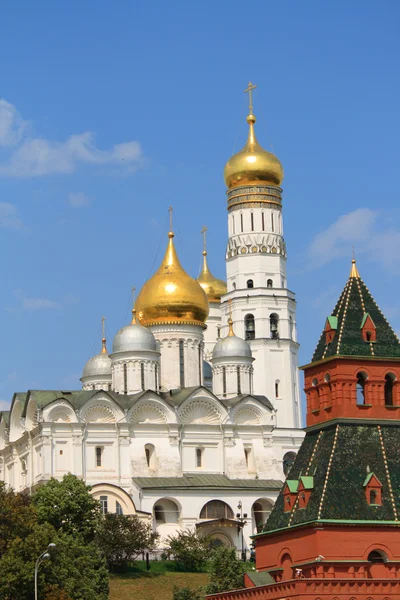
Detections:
224,113,284,189
136,231,209,327
197,250,227,303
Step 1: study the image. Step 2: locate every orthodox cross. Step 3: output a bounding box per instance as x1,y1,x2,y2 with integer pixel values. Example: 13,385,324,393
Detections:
201,225,208,253
131,286,136,306
131,286,136,323
168,206,173,231
244,81,257,114
101,316,106,340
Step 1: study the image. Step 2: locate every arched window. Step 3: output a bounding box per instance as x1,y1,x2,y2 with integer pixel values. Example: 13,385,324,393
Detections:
154,499,179,524
289,316,294,339
154,504,165,523
271,213,274,232
250,212,254,231
267,279,273,288
123,363,128,394
368,550,387,563
196,447,203,468
232,282,236,290
245,314,255,340
356,372,367,405
200,500,234,520
116,501,123,515
155,364,158,391
275,381,279,398
240,213,244,232
270,313,279,339
247,279,254,289
141,362,145,391
262,212,265,231
283,451,296,476
100,496,108,515
252,499,273,533
385,373,395,406
145,443,155,469
222,367,227,396
370,489,378,505
179,340,185,388
237,366,241,395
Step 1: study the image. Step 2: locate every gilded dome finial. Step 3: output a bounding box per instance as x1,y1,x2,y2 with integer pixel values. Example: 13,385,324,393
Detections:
350,249,360,279
131,286,138,324
101,315,108,354
197,225,227,302
168,205,174,238
228,299,235,337
244,81,257,116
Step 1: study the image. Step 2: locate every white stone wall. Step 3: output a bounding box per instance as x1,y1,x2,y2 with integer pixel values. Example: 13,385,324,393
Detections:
203,302,222,362
212,359,253,399
111,350,160,394
149,324,204,390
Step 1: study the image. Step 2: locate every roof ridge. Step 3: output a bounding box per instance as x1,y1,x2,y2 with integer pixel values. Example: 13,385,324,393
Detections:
355,276,375,357
318,424,340,519
336,279,353,355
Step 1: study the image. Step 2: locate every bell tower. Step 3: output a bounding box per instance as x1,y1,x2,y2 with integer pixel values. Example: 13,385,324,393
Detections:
221,83,301,429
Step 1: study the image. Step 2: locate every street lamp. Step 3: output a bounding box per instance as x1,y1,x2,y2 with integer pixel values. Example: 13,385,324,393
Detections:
236,501,248,562
35,543,56,600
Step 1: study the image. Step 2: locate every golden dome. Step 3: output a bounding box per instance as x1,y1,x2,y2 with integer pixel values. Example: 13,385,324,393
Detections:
197,250,227,303
136,231,209,327
224,113,284,189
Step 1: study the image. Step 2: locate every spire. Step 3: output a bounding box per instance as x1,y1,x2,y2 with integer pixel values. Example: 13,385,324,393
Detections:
131,286,137,324
197,225,227,302
228,299,235,337
101,316,108,354
244,81,259,150
350,250,360,279
200,225,210,274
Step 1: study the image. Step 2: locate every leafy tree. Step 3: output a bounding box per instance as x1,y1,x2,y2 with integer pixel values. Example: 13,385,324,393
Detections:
0,481,36,558
33,473,101,542
173,586,203,600
96,512,157,571
205,547,245,594
165,530,211,572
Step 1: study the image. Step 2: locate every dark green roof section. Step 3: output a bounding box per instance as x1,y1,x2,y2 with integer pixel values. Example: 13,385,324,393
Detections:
133,474,283,490
263,422,400,534
312,272,400,362
245,571,275,586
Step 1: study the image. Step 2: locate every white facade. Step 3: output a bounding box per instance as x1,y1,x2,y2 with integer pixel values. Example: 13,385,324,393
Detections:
0,388,303,550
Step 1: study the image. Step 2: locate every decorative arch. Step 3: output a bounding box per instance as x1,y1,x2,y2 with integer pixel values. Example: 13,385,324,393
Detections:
209,532,233,548
44,400,78,423
80,395,123,423
9,399,24,442
0,418,9,450
130,403,168,424
283,451,297,476
252,498,274,532
233,406,262,425
200,500,234,520
363,542,392,562
179,399,222,425
25,399,39,430
153,497,180,524
91,483,136,515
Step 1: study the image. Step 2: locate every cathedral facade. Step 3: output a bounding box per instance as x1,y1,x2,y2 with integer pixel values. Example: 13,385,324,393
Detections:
0,89,304,552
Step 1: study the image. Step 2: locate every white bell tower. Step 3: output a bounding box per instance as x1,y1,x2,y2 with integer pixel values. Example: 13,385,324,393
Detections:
220,83,301,429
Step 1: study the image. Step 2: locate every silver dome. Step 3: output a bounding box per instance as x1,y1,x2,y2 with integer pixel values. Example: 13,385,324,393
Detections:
212,334,252,360
112,323,157,353
82,352,112,378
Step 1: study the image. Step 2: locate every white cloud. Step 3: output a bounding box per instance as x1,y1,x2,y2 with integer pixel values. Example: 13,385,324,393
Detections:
306,208,400,274
0,99,143,177
0,99,27,147
0,202,26,230
68,192,91,208
22,297,62,311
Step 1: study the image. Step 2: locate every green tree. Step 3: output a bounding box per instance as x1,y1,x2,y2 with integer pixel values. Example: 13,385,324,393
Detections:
205,547,245,594
96,512,157,571
173,586,203,600
165,530,211,572
0,481,36,558
33,473,101,542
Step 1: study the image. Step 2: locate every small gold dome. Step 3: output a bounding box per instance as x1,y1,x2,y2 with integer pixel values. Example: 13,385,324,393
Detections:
136,232,209,327
224,113,284,189
197,251,227,303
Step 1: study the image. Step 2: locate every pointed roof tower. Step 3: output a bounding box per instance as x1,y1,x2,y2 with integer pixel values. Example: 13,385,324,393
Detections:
311,258,400,363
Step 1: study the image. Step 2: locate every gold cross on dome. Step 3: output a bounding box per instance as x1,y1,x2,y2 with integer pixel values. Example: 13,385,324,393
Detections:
101,316,105,339
244,81,257,114
168,206,173,231
131,286,136,305
201,225,208,252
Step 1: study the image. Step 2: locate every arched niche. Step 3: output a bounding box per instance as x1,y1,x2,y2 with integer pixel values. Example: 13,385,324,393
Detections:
9,399,24,443
91,483,136,516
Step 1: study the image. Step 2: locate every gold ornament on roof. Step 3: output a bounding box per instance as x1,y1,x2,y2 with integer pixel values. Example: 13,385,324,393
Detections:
136,209,209,327
228,299,235,337
350,251,360,279
101,316,108,354
197,226,227,303
224,82,284,189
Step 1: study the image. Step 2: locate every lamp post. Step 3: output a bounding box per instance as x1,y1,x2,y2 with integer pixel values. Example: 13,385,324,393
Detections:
35,543,56,600
236,501,247,562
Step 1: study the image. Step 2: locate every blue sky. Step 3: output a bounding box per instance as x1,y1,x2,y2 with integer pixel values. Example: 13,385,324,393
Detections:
1,1,400,413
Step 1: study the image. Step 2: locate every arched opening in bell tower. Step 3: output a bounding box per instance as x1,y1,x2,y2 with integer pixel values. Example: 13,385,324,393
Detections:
245,314,255,340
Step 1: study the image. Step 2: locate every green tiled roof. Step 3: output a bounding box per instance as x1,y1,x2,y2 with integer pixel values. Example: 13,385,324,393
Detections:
312,269,400,362
133,474,283,490
326,316,338,329
299,476,314,489
263,422,400,534
245,571,275,586
285,480,299,493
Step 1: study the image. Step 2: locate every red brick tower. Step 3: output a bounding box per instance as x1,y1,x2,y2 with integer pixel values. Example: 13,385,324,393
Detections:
207,260,400,600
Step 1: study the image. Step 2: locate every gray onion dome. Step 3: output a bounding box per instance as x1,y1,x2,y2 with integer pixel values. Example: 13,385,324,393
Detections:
112,310,157,353
212,318,252,359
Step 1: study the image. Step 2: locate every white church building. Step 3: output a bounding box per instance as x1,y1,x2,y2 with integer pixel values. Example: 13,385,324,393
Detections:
0,90,304,552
